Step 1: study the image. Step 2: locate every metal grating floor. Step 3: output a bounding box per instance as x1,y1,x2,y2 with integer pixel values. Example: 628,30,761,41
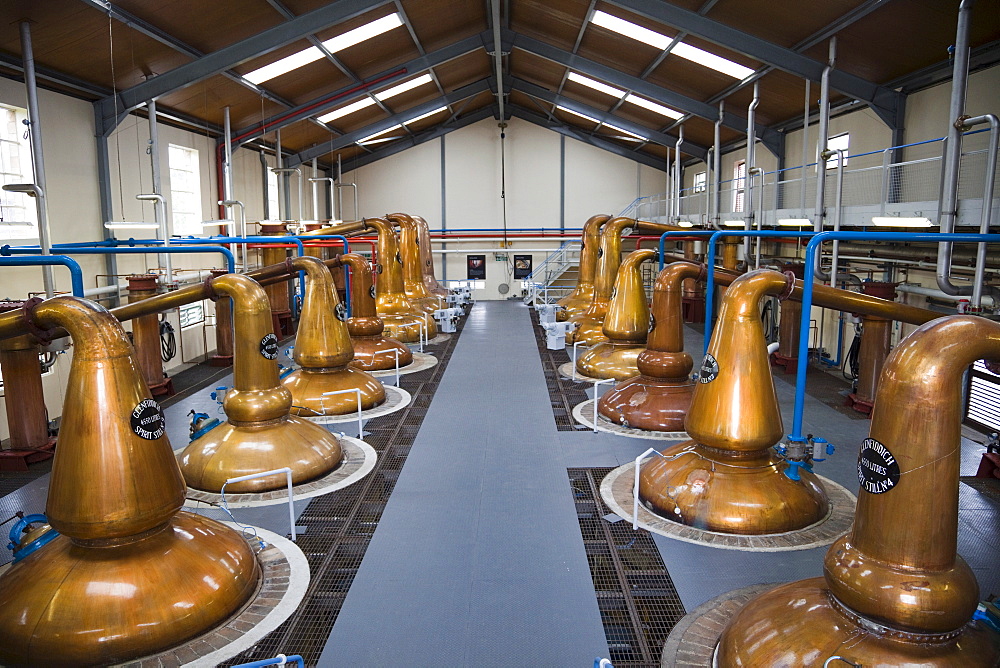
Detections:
569,467,687,668
529,309,592,431
222,318,465,666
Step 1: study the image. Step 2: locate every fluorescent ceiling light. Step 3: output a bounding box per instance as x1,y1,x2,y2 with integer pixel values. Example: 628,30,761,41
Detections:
604,122,648,142
556,105,601,125
670,42,755,79
374,73,433,101
244,14,403,85
625,94,683,120
405,106,448,124
723,220,746,227
591,10,670,49
104,221,160,230
566,72,626,99
777,218,812,227
319,74,434,124
872,216,933,228
591,10,755,80
359,124,403,143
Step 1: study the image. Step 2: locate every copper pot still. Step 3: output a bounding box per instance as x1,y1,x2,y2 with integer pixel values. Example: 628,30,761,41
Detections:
336,252,413,371
0,296,260,667
557,214,609,321
715,315,1000,666
367,216,437,342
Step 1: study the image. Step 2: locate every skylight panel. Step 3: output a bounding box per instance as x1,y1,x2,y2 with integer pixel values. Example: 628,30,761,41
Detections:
591,10,670,50
243,14,404,85
604,123,648,142
590,10,756,80
556,105,601,125
625,94,683,120
566,72,626,99
373,74,434,101
359,124,403,143
405,106,448,124
318,97,376,124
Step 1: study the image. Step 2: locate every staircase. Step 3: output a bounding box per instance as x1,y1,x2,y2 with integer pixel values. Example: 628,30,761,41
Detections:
522,241,581,306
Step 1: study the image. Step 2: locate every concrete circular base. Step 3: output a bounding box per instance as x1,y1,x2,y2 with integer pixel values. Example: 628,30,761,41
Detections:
306,384,411,424
660,584,776,667
572,399,689,441
424,332,452,346
116,524,309,668
600,462,856,552
557,360,603,383
368,351,437,377
183,436,377,509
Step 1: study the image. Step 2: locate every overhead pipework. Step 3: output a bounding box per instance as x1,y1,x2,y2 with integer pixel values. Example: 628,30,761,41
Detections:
281,255,386,416
715,315,1000,665
0,296,260,666
576,248,657,381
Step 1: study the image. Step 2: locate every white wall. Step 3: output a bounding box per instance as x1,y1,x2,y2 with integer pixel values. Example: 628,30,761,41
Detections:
342,116,666,300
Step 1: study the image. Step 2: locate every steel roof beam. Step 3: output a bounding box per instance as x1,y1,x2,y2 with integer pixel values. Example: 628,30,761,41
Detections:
605,0,903,128
506,28,782,155
511,105,667,171
95,0,393,133
287,78,492,166
512,77,708,160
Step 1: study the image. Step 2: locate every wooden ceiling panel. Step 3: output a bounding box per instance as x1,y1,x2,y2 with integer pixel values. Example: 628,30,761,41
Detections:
675,116,715,151
112,0,284,54
576,30,656,78
614,104,675,134
646,55,739,104
247,58,355,104
400,0,486,53
433,50,492,91
404,106,451,134
336,30,422,80
376,83,445,115
510,0,589,52
722,69,809,128
509,89,544,112
273,119,336,153
509,48,566,90
327,99,389,134
641,143,669,160
561,78,619,113
156,75,285,128
708,0,864,49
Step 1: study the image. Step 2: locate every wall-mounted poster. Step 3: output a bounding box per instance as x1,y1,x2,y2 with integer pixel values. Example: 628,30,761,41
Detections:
467,254,486,280
513,255,533,279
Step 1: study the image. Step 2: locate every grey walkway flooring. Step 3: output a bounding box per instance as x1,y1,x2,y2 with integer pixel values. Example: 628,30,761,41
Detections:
320,301,609,667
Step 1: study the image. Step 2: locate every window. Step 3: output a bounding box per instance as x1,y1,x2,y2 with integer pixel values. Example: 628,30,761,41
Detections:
453,280,485,290
0,104,38,241
267,166,280,219
732,160,746,212
693,171,707,194
179,302,205,329
168,144,202,236
826,133,849,169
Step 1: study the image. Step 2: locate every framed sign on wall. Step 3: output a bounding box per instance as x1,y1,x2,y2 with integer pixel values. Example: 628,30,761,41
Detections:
467,254,486,280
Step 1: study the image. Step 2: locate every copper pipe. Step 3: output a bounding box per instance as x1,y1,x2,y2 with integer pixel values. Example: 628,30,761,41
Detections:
0,302,52,455
366,216,436,342
0,295,259,666
208,268,234,366
556,214,610,321
258,223,293,333
127,275,171,396
772,263,804,371
598,262,739,431
332,253,412,370
281,256,385,415
414,214,448,297
389,212,442,313
577,249,655,380
716,315,1000,665
302,219,368,237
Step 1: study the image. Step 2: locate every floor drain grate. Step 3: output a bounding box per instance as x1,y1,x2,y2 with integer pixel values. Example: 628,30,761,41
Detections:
569,467,687,668
222,312,468,666
529,309,591,431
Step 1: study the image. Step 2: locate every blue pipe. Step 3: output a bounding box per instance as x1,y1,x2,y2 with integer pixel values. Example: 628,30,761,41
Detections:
656,230,718,270
1,245,236,273
292,234,352,316
704,231,816,353
790,231,1000,441
0,255,85,296
232,655,304,668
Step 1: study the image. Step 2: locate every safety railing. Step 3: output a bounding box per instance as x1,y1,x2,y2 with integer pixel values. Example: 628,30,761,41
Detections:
522,240,581,306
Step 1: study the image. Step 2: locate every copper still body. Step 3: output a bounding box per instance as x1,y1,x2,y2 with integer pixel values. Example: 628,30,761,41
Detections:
415,215,449,298
769,262,803,373
556,214,609,322
566,216,635,345
335,252,412,370
209,268,235,366
259,222,294,336
598,263,737,431
367,217,437,342
846,281,898,415
127,274,173,396
0,301,56,464
0,296,260,666
576,249,655,380
715,315,1000,666
639,270,830,534
390,212,444,314
180,271,344,492
282,255,386,416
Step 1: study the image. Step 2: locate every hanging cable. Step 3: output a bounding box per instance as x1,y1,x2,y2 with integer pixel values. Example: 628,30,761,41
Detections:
159,315,176,362
843,323,861,383
499,125,508,248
